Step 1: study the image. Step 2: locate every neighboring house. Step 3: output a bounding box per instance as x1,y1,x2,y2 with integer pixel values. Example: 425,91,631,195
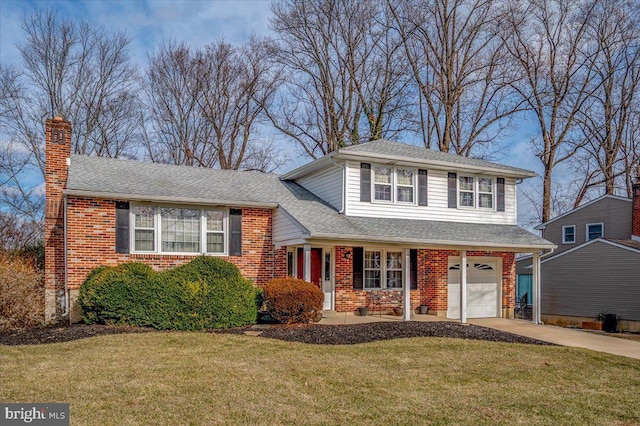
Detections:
44,117,554,323
517,191,640,331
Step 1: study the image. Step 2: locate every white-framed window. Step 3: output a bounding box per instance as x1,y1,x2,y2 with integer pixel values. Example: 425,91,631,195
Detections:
586,223,603,241
458,175,494,210
478,178,493,209
562,225,576,244
372,165,416,204
133,206,156,252
396,169,414,203
364,249,403,289
131,205,227,255
373,166,393,202
459,176,475,207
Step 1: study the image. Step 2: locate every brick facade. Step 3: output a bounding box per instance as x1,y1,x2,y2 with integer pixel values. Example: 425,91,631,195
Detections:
333,246,515,317
44,117,517,322
44,117,72,321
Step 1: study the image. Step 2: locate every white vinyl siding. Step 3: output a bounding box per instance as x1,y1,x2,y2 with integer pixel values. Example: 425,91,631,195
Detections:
295,163,343,210
273,208,305,246
344,161,517,224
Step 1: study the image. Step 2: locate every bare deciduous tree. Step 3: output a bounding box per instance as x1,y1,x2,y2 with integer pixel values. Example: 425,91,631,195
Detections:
268,0,414,158
0,9,140,224
571,0,640,205
144,38,282,171
389,0,522,157
503,0,599,223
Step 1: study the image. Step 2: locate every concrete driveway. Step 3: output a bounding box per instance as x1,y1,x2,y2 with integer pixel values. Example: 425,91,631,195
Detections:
469,318,640,360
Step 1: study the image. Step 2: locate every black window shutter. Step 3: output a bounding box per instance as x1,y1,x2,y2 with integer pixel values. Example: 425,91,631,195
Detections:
410,249,418,290
115,201,130,253
448,172,457,208
352,247,364,289
418,169,428,206
229,209,242,256
497,178,505,212
360,163,371,202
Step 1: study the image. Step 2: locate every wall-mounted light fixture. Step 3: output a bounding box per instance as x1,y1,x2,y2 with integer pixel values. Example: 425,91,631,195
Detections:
344,251,352,260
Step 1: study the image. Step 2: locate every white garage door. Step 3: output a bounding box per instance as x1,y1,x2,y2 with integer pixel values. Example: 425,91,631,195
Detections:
447,258,499,319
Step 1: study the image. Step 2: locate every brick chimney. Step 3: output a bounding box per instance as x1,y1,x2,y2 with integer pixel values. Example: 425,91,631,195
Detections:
44,116,72,322
633,169,640,242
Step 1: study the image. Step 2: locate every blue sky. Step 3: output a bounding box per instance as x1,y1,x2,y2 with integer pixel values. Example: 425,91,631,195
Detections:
0,0,547,224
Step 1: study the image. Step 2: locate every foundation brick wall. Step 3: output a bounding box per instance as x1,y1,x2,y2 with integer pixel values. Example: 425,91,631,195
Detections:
65,197,287,291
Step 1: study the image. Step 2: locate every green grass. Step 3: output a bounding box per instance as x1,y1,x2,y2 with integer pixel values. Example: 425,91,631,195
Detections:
1,332,639,425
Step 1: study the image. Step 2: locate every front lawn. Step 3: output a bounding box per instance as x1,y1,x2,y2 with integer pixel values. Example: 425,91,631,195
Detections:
1,332,638,425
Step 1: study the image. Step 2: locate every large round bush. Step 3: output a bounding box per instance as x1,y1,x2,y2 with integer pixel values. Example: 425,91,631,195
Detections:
262,277,324,324
79,257,258,330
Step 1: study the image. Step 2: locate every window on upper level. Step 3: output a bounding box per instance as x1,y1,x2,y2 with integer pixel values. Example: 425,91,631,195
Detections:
586,223,603,241
562,225,576,244
372,166,416,204
457,175,494,210
132,205,228,254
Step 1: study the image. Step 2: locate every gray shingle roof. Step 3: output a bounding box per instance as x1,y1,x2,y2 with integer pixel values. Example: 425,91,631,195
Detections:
339,139,536,176
66,154,553,250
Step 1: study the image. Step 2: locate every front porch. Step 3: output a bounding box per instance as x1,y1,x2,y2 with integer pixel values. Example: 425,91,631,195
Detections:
285,244,544,323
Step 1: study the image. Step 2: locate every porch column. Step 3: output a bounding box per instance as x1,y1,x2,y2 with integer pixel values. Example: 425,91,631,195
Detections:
532,251,541,324
303,243,311,282
460,250,467,323
403,248,411,321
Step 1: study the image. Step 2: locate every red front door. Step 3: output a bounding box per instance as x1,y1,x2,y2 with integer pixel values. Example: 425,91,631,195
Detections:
296,248,323,288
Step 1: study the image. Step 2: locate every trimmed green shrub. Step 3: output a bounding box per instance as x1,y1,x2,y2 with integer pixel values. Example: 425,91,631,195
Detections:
79,257,258,330
262,278,324,324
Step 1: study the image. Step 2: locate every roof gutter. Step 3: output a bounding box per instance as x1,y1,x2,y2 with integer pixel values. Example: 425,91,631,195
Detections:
307,232,557,251
335,152,537,179
62,189,278,208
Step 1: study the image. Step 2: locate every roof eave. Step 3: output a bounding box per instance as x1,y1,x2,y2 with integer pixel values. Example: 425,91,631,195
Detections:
307,232,556,252
63,189,278,208
280,153,337,180
333,152,536,179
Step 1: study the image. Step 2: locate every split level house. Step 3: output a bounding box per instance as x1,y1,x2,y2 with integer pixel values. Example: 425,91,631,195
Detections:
517,189,640,332
44,117,555,323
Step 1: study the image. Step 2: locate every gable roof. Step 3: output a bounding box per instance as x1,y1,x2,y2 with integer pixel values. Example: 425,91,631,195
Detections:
65,154,553,251
532,238,640,266
282,139,536,180
534,195,632,230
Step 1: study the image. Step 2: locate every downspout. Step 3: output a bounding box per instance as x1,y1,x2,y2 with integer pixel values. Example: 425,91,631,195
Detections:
329,156,346,214
63,194,70,323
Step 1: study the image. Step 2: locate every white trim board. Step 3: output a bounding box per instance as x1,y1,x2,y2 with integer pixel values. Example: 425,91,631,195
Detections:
524,238,640,268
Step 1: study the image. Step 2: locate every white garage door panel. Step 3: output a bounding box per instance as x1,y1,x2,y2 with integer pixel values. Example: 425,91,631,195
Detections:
447,258,499,319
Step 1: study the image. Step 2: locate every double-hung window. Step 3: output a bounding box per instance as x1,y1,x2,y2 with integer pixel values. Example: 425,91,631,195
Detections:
458,175,494,209
364,249,403,289
372,166,416,203
396,169,414,203
586,223,603,241
373,167,393,201
562,225,576,244
132,205,227,254
459,176,475,207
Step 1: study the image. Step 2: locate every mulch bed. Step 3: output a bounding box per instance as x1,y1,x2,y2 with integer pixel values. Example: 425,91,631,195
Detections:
251,321,553,346
0,321,552,346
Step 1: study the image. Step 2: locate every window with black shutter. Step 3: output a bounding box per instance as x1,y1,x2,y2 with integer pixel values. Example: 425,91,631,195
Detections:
360,163,371,202
418,170,428,206
410,249,418,290
496,178,505,212
448,172,457,208
115,201,130,253
352,247,364,289
229,209,242,256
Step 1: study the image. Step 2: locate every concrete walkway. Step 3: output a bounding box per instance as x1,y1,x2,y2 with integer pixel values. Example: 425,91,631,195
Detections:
319,312,640,360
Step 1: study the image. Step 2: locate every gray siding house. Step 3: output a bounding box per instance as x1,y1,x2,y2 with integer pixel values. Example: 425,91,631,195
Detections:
519,190,640,331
